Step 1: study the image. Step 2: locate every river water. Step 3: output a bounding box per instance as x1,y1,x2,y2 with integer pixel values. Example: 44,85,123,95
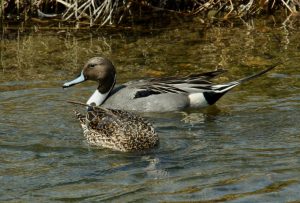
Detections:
1,20,300,202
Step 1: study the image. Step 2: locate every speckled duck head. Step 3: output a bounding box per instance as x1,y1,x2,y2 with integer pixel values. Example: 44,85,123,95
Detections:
63,57,116,106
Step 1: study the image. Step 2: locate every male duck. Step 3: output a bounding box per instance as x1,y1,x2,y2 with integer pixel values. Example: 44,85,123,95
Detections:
71,103,158,152
63,57,277,112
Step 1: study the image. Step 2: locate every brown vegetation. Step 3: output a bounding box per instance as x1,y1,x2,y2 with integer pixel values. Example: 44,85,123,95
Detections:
1,0,300,27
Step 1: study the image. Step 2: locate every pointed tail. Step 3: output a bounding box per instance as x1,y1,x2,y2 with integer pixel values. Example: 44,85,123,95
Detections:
213,64,277,93
203,64,278,105
236,65,278,84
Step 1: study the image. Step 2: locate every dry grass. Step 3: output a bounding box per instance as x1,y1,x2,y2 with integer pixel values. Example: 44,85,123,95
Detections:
1,0,300,27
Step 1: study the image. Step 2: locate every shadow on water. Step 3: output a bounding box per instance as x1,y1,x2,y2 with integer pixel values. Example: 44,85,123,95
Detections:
0,20,300,202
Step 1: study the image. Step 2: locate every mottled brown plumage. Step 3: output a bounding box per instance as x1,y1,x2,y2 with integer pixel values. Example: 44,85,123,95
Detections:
73,106,159,152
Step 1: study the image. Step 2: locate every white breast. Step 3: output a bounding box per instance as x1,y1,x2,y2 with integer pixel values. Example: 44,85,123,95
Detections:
87,90,109,106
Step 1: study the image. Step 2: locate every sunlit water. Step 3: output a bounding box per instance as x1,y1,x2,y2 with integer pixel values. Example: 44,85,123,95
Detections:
1,21,300,202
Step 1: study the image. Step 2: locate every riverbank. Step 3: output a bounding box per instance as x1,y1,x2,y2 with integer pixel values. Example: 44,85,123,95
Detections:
1,0,300,29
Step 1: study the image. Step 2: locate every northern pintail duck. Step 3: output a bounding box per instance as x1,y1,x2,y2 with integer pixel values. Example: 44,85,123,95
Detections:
63,57,277,112
70,102,158,152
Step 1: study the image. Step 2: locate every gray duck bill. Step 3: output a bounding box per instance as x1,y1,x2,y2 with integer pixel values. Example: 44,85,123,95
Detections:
63,71,86,88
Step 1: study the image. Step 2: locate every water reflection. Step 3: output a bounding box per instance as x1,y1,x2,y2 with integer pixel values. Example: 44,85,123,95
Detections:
2,21,299,84
1,22,300,201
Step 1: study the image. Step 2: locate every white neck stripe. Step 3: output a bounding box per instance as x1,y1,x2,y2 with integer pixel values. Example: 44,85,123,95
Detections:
86,90,109,106
86,74,116,106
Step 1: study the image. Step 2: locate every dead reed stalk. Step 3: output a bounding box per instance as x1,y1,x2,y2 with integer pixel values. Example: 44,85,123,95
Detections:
1,0,300,27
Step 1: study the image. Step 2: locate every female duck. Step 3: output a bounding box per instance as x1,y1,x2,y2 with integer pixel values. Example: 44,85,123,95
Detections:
71,103,158,152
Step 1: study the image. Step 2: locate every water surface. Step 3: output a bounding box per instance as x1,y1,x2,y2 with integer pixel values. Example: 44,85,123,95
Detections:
1,21,300,202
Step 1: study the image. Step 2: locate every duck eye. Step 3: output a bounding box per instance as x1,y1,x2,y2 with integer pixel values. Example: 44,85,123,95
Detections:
89,64,96,68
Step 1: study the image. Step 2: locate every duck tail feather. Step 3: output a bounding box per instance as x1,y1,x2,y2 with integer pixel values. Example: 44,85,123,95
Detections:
203,64,278,104
236,64,278,84
212,64,278,93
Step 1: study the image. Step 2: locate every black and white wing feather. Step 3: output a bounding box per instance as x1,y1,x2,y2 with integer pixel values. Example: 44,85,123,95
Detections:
131,69,227,98
130,65,277,99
